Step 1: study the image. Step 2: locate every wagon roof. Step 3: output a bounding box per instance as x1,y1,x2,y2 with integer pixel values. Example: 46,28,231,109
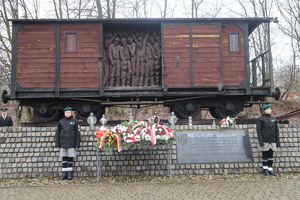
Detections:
10,17,274,34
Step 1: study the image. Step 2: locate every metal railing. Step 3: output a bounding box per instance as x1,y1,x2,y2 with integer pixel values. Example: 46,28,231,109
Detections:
250,51,270,87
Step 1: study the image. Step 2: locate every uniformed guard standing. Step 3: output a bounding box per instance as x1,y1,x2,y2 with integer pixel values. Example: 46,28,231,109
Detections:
0,107,13,127
256,104,280,176
55,107,80,180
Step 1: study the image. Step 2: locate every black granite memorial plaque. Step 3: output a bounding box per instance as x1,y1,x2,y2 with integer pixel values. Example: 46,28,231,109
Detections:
176,130,253,163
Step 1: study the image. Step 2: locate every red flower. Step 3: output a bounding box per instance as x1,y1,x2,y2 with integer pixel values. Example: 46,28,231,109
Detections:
95,130,106,140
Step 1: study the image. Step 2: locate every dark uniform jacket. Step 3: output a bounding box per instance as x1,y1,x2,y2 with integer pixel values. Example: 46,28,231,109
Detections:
0,115,13,127
256,114,280,147
55,117,80,148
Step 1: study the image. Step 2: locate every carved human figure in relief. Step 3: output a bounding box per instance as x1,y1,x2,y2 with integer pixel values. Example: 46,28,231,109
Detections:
146,36,156,86
147,32,161,86
108,37,121,87
105,30,161,87
131,31,150,86
153,36,161,86
120,37,131,86
104,33,113,87
127,36,136,86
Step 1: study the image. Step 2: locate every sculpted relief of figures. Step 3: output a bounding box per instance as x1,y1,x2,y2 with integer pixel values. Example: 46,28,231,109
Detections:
103,31,161,87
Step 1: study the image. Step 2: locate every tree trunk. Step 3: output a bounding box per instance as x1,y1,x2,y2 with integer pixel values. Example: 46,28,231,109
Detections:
106,0,111,18
95,0,102,18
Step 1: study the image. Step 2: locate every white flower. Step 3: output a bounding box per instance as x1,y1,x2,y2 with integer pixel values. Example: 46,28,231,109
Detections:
111,127,117,133
140,129,147,138
113,124,128,133
161,135,169,141
127,133,134,137
135,135,141,140
144,134,151,141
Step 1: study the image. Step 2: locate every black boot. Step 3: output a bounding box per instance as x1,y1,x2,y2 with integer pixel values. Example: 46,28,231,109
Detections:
268,170,277,176
267,158,276,176
67,157,74,180
263,169,269,176
67,171,73,180
61,172,68,180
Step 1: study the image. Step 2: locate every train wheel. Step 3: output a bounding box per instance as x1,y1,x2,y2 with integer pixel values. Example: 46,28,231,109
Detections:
209,107,219,118
171,104,201,119
210,103,243,119
33,108,62,122
76,104,105,121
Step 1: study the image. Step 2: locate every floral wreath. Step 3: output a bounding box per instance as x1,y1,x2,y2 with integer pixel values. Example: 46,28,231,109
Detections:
95,115,175,152
219,116,236,128
95,126,123,152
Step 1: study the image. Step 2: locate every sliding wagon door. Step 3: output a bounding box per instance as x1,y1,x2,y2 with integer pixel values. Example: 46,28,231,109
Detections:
162,23,221,87
162,24,191,86
59,24,100,88
192,24,221,86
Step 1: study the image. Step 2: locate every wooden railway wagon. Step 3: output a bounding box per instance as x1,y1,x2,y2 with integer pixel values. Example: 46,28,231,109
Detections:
2,18,280,122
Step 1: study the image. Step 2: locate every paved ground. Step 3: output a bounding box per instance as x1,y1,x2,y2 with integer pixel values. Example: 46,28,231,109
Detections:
0,178,299,200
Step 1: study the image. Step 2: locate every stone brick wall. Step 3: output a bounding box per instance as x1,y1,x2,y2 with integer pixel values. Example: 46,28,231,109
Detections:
0,124,299,179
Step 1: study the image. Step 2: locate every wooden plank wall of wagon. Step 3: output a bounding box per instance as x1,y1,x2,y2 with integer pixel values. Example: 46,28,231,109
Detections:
221,24,245,85
192,25,221,86
59,24,99,88
16,24,56,88
163,25,191,86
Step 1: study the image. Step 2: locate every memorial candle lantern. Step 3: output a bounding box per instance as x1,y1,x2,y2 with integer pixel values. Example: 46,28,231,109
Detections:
99,114,107,126
168,111,178,129
188,116,193,126
87,112,97,128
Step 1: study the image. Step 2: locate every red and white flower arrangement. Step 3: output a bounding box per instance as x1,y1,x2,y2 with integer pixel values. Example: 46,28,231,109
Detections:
95,126,123,152
219,116,236,128
140,116,174,145
95,115,175,152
